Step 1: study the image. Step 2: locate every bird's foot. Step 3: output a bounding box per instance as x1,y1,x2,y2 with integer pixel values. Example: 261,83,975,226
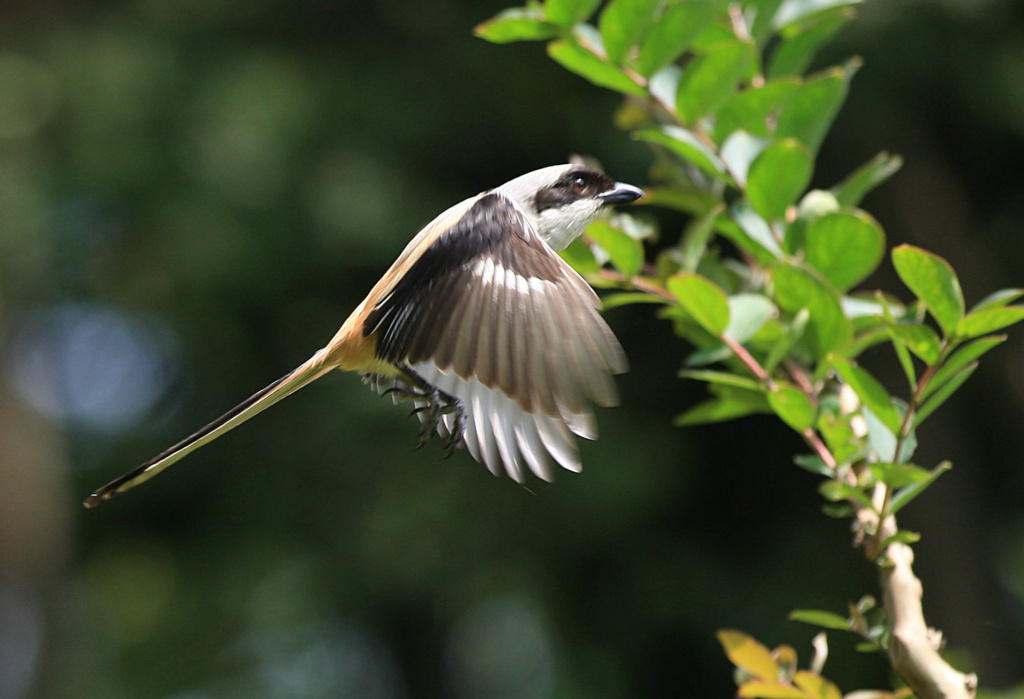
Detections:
384,371,467,454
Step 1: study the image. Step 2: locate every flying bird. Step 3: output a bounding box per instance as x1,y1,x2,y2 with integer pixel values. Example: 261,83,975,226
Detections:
85,164,643,507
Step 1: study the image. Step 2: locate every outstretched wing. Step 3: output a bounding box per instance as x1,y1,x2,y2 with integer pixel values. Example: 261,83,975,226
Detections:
364,192,626,481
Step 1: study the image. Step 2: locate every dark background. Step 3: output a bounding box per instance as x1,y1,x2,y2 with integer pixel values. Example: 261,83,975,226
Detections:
1,1,1023,697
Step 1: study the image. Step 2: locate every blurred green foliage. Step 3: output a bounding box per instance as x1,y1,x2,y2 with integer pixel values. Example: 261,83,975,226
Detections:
2,1,1024,698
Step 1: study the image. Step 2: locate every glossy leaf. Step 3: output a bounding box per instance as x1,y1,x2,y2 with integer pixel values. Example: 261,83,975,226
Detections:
793,670,842,699
887,323,942,365
955,306,1024,340
600,292,670,310
827,355,901,435
717,630,779,682
772,264,851,357
773,0,864,28
560,236,601,275
777,61,857,152
890,461,951,516
969,288,1024,314
724,203,784,262
668,273,730,336
922,335,1004,401
676,40,756,125
634,125,727,179
726,293,777,342
599,0,660,66
636,0,719,77
769,383,817,432
747,139,814,221
721,130,768,187
586,220,644,276
789,609,852,631
831,151,903,207
804,210,885,291
544,0,602,26
768,10,854,78
891,245,965,337
474,8,562,43
548,39,647,96
714,78,802,144
679,370,764,392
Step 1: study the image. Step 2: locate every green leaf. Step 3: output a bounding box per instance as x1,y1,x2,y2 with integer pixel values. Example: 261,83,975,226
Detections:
793,670,842,699
777,61,857,152
888,323,942,366
794,453,832,477
723,203,783,262
747,138,814,221
784,189,840,254
880,530,922,548
598,0,660,66
889,461,951,516
955,306,1024,340
768,10,854,79
725,294,777,342
804,210,885,292
474,8,562,43
772,264,851,357
545,0,602,26
600,292,670,310
863,404,914,464
679,369,764,392
674,391,770,425
548,39,648,96
789,609,851,631
668,273,730,336
560,236,601,275
716,630,779,682
922,335,1004,401
867,462,932,489
913,363,977,428
737,681,807,699
831,151,903,207
820,480,874,511
773,0,864,29
634,125,727,179
676,40,756,125
714,78,802,144
827,355,902,435
679,203,723,273
768,383,817,432
721,130,768,187
586,220,644,276
636,0,720,77
891,245,965,337
969,288,1024,314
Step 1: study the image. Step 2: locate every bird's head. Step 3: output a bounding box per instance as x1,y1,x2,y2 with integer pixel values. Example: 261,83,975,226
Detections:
496,164,644,251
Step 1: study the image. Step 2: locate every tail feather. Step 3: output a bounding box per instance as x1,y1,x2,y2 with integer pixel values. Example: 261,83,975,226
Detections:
84,352,334,508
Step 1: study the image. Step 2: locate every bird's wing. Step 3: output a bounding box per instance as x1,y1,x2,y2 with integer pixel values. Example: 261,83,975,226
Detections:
364,192,627,481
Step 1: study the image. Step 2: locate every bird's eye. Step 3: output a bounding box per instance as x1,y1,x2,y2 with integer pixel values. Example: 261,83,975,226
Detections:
571,176,587,193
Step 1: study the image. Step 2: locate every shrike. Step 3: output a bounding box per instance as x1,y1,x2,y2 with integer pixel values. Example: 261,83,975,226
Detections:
85,164,643,507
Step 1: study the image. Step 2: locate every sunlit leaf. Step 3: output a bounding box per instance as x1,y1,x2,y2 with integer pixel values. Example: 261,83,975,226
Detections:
777,61,857,152
676,40,756,125
720,204,784,263
969,288,1024,314
831,151,903,207
789,609,852,631
674,392,770,425
793,670,842,699
668,273,730,336
636,0,719,76
679,203,724,273
474,8,562,43
769,383,817,432
827,355,901,435
804,210,885,292
600,292,670,310
773,264,851,357
768,10,854,79
820,480,874,511
586,220,644,276
867,462,931,488
954,306,1024,340
680,369,764,392
560,236,601,275
887,323,942,366
747,139,814,221
721,130,769,187
598,0,660,66
726,294,777,342
717,630,779,682
891,245,964,337
889,461,951,516
773,0,864,29
634,125,727,179
715,78,802,144
548,39,647,96
545,0,602,26
737,680,807,699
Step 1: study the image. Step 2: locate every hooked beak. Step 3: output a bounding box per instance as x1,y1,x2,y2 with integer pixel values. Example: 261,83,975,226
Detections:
599,181,645,205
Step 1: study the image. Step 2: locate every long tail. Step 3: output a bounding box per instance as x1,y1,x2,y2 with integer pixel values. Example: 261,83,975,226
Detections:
84,351,336,508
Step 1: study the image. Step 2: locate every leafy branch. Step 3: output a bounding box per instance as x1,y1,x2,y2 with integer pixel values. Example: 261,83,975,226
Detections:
477,0,1022,696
